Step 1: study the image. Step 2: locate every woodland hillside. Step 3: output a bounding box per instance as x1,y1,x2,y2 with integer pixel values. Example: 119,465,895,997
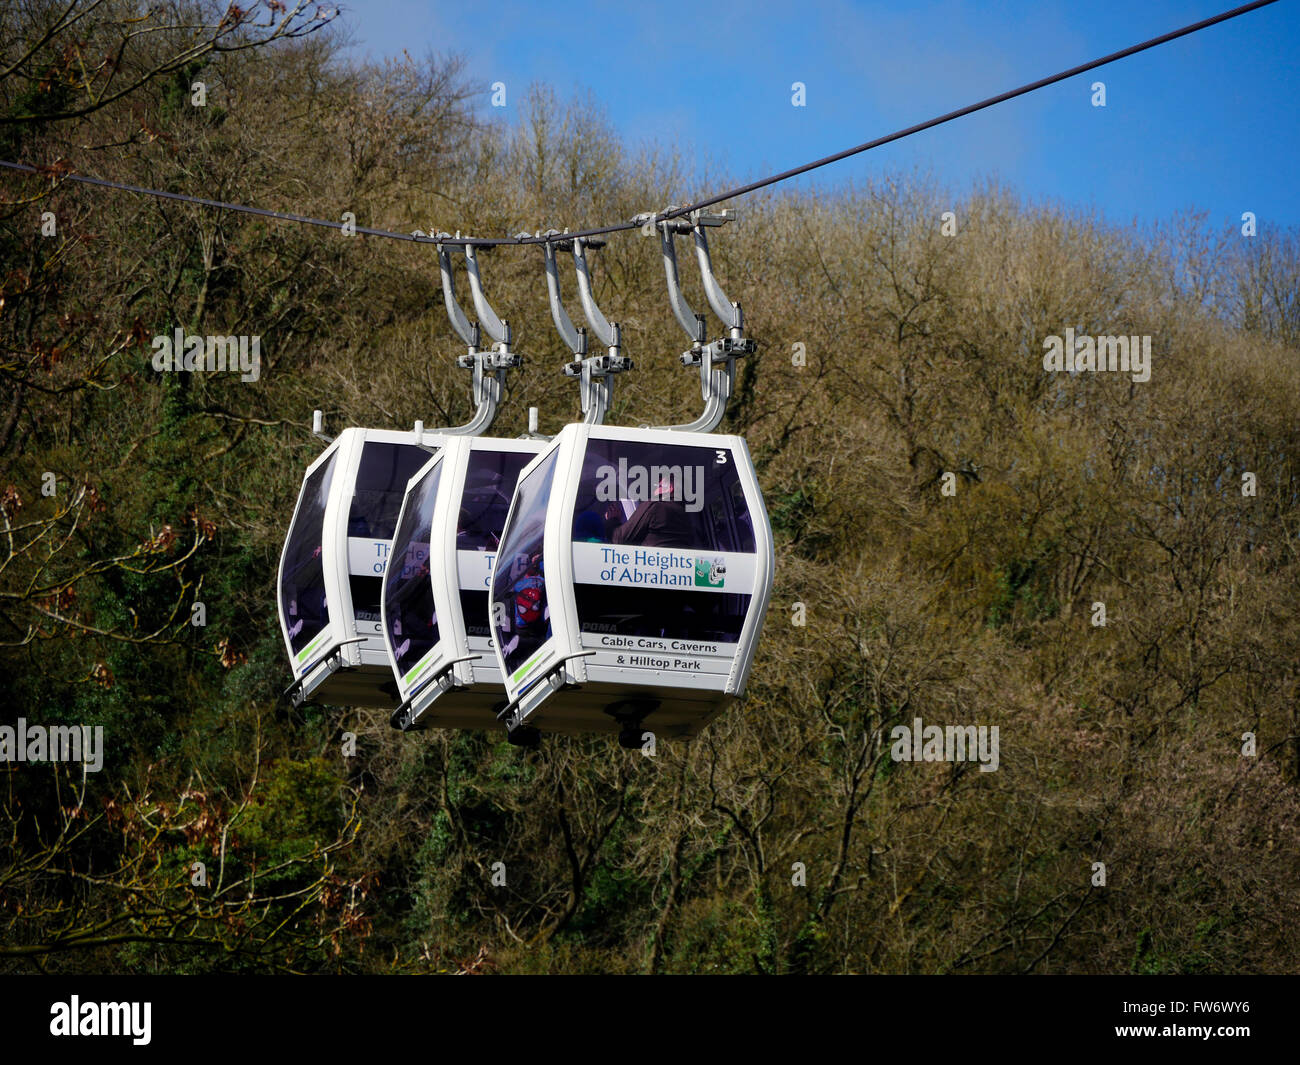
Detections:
1,2,1298,974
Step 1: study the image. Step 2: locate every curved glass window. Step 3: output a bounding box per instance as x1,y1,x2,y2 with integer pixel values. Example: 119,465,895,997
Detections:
570,439,757,553
458,449,534,551
348,443,430,539
384,462,442,680
459,448,534,638
570,439,757,643
281,451,338,657
492,452,558,680
348,442,430,622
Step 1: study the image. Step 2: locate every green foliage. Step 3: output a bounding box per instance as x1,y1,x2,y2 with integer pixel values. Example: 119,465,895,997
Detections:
235,757,342,860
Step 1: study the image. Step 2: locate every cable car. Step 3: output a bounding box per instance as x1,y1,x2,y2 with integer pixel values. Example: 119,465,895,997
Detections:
383,434,545,731
489,422,774,746
279,234,521,710
279,427,436,708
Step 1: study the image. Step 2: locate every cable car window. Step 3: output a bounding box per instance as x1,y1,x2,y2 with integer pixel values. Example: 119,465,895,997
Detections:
458,450,533,551
493,451,559,679
459,449,533,638
571,439,757,553
384,462,443,679
729,476,753,546
348,443,430,622
708,493,730,551
280,451,337,656
348,443,430,539
574,585,751,643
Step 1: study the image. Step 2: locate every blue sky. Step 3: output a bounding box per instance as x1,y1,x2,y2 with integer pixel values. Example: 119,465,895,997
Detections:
342,0,1298,230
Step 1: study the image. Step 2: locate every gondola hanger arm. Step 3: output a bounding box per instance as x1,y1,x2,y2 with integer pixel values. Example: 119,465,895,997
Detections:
464,244,511,346
690,209,742,332
645,207,755,433
538,231,630,426
432,232,478,349
572,237,616,350
542,231,584,357
420,231,521,438
652,208,704,343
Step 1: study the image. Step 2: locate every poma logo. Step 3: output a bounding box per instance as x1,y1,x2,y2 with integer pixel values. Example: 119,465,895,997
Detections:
151,327,261,382
50,996,151,1045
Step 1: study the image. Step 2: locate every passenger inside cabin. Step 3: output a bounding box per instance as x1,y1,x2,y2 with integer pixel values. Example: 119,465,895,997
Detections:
611,475,695,549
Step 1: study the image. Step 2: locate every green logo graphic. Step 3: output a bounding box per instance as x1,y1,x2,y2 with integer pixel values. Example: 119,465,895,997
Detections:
694,557,726,588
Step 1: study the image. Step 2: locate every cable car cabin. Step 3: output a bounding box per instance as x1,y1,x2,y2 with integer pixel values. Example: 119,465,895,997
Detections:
382,436,545,731
279,428,433,708
490,423,774,745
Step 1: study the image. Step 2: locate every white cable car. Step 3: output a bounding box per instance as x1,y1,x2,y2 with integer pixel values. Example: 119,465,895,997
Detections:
383,434,545,730
379,232,623,731
279,238,519,709
489,422,774,745
485,211,772,747
279,427,437,707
